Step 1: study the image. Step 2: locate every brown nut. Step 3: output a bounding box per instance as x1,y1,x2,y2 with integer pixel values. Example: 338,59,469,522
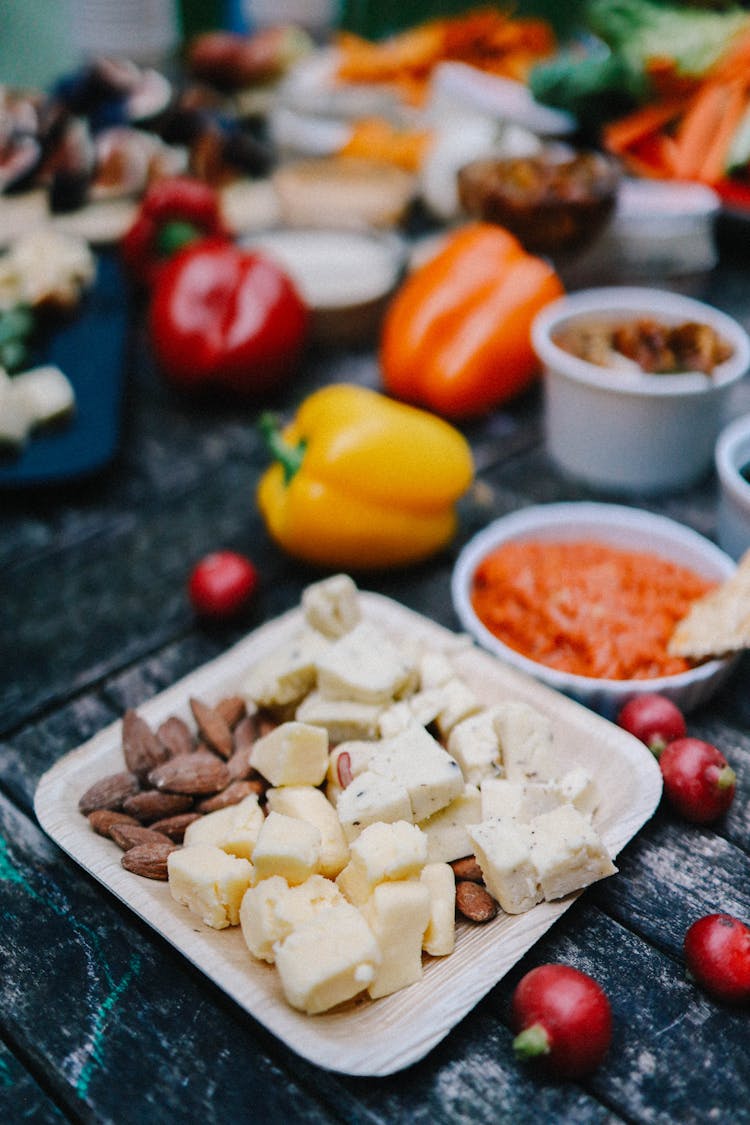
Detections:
121,840,177,880
450,856,484,883
87,809,140,837
78,771,140,816
456,880,498,924
122,709,169,779
156,715,195,758
122,790,194,823
109,823,174,851
148,751,231,795
189,697,233,759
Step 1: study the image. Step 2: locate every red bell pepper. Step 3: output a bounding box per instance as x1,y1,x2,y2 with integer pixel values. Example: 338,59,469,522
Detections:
149,238,309,397
120,177,230,287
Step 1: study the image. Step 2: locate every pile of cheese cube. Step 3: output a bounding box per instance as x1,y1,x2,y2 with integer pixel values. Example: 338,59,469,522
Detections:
166,575,616,1015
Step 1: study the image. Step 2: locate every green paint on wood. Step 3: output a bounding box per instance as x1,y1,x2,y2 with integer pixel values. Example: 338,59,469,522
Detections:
75,954,142,1100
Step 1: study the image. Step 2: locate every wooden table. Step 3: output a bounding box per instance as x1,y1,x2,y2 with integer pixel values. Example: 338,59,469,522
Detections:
2,219,750,1124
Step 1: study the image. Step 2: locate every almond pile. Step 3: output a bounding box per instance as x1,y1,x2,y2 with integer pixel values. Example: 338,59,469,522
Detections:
77,696,501,924
78,696,275,880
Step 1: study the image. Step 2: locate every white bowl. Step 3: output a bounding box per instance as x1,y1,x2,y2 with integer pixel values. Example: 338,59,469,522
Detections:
451,502,738,718
715,413,750,560
532,287,750,494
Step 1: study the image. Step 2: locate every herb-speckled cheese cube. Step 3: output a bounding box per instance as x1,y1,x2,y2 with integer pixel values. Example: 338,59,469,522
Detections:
239,874,344,963
265,785,349,877
302,573,362,638
274,902,380,1014
251,811,322,885
182,793,264,860
251,720,328,787
241,629,329,708
448,707,505,786
167,843,253,929
467,819,542,915
315,621,415,705
295,691,383,742
361,879,431,999
335,769,413,841
368,725,464,822
493,701,558,782
529,804,616,901
480,778,562,823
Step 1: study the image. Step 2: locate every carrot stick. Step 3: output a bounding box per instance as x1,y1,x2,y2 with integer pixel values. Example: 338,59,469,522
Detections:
670,82,729,179
698,81,749,184
603,99,686,155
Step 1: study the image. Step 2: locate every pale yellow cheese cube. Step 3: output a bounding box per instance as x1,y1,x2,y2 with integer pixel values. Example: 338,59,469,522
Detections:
493,701,558,782
336,820,427,906
420,862,456,956
377,701,418,738
433,677,483,738
239,874,343,963
167,843,253,929
302,573,361,638
335,769,413,842
368,725,464,822
241,629,329,709
467,819,542,915
251,720,328,787
361,880,431,999
556,767,599,817
418,783,482,863
274,902,380,1014
315,621,415,705
183,793,264,860
480,778,562,823
417,650,455,690
448,708,504,786
529,804,617,902
251,811,321,885
295,691,383,742
266,785,349,877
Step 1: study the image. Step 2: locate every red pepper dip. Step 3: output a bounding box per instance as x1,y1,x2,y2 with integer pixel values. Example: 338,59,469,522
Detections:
470,539,716,680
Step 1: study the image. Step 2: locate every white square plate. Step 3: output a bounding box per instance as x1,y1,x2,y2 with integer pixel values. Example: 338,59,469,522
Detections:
34,592,662,1076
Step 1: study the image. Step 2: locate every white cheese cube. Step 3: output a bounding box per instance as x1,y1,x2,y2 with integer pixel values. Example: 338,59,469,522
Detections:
266,785,349,877
361,880,431,999
529,805,617,902
433,677,482,737
239,873,343,963
448,708,504,786
315,621,415,705
167,843,253,929
302,573,361,638
480,778,562,823
493,701,558,782
251,720,328,787
368,725,464,822
242,630,329,709
335,769,413,842
420,862,456,956
556,767,599,817
274,902,380,1014
467,820,542,915
407,688,444,729
378,701,419,738
0,369,31,447
251,811,321,885
418,783,482,863
295,691,383,742
336,820,427,906
11,365,75,426
182,793,264,860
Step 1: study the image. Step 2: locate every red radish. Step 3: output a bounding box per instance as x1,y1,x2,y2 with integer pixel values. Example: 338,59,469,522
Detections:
684,913,750,1005
616,694,687,755
658,737,736,823
188,551,258,619
511,964,612,1078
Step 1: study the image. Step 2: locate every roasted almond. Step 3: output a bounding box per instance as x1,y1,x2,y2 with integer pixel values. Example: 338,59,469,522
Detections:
157,715,195,758
122,790,194,823
215,695,247,729
122,709,169,779
226,742,256,782
189,697,233,758
109,823,175,851
149,811,203,842
450,855,484,884
456,880,498,924
88,809,140,837
121,840,177,880
196,779,264,813
78,771,140,815
148,751,231,795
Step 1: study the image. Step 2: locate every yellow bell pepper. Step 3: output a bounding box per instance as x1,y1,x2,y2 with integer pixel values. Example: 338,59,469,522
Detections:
257,383,474,569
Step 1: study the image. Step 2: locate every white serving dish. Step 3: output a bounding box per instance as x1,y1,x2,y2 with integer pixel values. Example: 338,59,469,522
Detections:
532,286,750,494
34,591,662,1076
241,227,405,346
451,502,738,718
715,412,750,560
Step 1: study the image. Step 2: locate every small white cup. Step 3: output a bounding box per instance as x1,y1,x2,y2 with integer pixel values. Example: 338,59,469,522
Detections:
715,413,750,560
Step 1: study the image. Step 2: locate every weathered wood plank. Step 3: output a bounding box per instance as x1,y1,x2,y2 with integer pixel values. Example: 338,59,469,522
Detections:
0,1041,67,1124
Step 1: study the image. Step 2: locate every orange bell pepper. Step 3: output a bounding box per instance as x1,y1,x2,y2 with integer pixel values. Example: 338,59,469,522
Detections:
380,223,564,419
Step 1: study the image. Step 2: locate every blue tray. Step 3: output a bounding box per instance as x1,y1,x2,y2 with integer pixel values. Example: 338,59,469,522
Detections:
0,249,128,487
